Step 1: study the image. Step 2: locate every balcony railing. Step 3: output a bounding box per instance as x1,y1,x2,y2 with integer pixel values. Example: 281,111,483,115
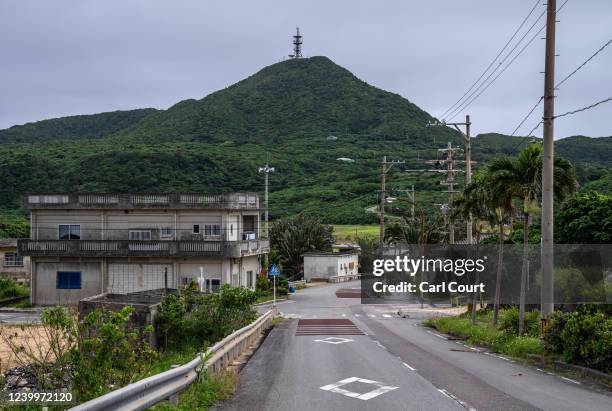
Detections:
18,239,270,258
22,192,259,210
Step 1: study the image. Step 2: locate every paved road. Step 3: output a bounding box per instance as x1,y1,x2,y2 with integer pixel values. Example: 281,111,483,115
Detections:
219,281,612,411
0,310,41,324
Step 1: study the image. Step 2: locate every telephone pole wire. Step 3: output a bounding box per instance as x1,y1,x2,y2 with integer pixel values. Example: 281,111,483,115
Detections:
541,0,556,319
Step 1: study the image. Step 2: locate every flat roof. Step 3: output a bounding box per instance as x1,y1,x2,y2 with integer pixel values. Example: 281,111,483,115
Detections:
21,192,260,210
302,251,359,257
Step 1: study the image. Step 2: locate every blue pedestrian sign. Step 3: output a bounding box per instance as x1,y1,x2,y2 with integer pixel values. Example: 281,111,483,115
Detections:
269,264,280,277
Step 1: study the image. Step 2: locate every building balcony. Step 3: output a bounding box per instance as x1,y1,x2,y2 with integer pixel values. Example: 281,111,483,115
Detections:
21,192,259,210
18,239,270,259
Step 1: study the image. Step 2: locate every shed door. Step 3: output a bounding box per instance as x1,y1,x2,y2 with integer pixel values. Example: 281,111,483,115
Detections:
108,263,174,294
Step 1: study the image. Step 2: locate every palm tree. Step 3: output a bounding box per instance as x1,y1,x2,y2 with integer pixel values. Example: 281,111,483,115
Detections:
489,143,576,334
453,170,513,326
452,178,492,324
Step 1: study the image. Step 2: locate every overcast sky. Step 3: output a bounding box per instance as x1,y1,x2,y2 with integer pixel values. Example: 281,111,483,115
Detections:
1,0,610,138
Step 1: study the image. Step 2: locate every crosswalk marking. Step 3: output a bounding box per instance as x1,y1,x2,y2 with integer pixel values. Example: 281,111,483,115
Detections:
296,319,365,336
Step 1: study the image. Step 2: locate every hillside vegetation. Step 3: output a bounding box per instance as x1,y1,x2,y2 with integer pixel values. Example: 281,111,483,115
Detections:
0,56,610,224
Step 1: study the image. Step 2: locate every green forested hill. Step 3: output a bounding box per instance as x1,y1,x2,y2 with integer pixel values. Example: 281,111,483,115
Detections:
0,108,157,144
0,56,610,224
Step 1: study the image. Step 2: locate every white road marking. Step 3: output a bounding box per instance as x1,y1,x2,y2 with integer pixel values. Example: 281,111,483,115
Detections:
373,340,387,350
561,376,581,385
354,314,362,317
463,344,480,352
341,313,347,317
367,314,376,318
426,330,447,340
484,352,512,362
438,388,477,411
382,314,392,318
402,362,416,371
320,377,398,401
536,368,544,372
314,337,354,345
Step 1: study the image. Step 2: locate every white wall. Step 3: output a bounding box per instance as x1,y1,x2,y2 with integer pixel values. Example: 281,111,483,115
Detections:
303,254,359,281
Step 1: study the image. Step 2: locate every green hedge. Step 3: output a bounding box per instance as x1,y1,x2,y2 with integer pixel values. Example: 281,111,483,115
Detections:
543,307,612,373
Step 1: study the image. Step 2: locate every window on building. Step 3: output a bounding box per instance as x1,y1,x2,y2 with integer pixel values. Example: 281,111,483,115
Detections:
59,224,80,240
56,271,81,289
193,224,200,234
207,279,220,293
160,228,173,238
3,252,23,267
204,224,221,237
128,230,152,241
247,270,254,288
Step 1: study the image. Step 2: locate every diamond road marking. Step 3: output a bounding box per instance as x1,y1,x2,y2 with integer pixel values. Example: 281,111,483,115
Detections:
320,377,398,401
314,337,354,345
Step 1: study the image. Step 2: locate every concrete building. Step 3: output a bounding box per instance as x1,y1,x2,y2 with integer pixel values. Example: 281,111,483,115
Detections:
303,251,359,282
18,193,269,305
0,239,30,284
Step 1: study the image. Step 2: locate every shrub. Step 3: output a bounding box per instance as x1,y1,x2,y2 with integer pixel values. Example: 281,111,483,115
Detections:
0,278,29,299
156,285,258,351
71,306,157,401
498,307,540,337
559,309,612,373
256,275,270,292
542,310,570,353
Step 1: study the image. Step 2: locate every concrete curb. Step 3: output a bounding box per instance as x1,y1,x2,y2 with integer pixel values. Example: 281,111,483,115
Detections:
526,354,612,384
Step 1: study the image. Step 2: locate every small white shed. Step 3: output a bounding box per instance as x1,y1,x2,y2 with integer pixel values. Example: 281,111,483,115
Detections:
303,252,359,281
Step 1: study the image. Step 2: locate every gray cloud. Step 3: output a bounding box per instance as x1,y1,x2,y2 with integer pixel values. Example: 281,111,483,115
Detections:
1,0,610,138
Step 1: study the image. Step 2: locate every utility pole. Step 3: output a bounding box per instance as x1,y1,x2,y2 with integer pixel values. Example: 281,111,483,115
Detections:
258,164,275,238
379,156,405,250
541,0,556,319
428,115,473,243
406,142,464,244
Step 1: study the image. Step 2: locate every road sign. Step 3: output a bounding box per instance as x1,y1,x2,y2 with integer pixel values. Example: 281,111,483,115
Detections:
269,264,280,277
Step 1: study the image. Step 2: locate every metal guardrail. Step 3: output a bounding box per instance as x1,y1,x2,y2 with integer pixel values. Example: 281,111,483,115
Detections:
69,308,276,411
328,274,362,283
287,280,306,288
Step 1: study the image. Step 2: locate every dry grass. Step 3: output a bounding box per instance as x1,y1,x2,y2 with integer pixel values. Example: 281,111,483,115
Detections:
0,325,66,373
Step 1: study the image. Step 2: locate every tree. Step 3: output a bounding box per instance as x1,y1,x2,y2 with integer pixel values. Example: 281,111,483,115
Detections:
489,144,576,334
556,192,612,244
384,212,445,245
452,176,496,324
269,214,334,279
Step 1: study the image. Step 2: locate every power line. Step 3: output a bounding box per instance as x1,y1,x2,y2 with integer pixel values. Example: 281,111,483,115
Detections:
447,21,545,121
554,96,612,119
555,38,612,88
446,0,569,122
439,0,541,120
510,31,610,149
511,97,543,137
508,96,611,155
445,2,554,121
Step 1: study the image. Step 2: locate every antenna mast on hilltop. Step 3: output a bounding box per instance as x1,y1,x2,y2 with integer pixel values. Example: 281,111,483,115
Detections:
289,27,302,58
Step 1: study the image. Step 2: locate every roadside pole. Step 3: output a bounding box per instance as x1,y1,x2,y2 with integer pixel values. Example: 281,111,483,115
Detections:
541,0,556,319
269,264,280,307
